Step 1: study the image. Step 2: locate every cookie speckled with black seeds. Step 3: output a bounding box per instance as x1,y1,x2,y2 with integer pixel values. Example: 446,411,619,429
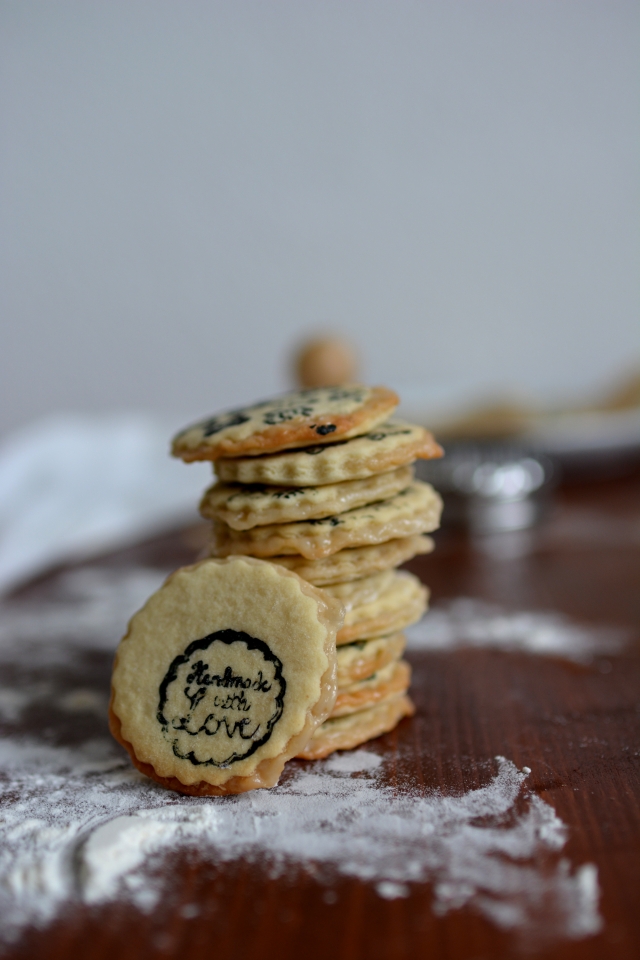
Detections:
210,481,442,560
200,466,414,530
171,385,398,461
109,556,343,795
214,418,442,485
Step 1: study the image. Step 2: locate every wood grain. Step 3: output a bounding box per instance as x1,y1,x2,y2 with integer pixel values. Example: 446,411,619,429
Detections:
4,469,640,960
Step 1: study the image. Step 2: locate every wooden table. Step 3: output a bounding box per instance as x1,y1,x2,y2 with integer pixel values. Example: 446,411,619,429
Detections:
5,468,640,960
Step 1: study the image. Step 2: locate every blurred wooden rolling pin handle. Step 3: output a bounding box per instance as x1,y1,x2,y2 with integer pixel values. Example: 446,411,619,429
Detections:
294,336,359,389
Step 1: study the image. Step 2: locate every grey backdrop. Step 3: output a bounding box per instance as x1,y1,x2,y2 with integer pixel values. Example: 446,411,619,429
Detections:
2,1,638,433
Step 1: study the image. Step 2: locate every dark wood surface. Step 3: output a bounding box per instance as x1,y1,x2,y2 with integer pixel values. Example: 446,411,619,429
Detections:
5,469,640,960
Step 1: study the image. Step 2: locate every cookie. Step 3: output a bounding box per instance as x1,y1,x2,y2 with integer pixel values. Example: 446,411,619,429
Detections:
210,482,442,560
336,632,407,686
109,557,344,795
267,534,434,585
323,569,397,611
199,465,414,531
336,572,427,645
331,660,410,717
214,418,442,486
297,694,415,760
172,386,398,462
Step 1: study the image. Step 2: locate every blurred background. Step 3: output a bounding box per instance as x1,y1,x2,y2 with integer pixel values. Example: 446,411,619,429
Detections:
1,0,638,587
2,0,638,429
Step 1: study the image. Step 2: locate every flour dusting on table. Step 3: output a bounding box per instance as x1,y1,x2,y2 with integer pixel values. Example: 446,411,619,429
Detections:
407,597,625,661
0,739,601,946
0,567,602,948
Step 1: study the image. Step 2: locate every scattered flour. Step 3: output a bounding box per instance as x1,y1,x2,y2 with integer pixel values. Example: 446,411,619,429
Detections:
322,749,383,774
406,597,625,662
0,567,168,654
376,881,409,899
0,566,604,948
0,741,601,945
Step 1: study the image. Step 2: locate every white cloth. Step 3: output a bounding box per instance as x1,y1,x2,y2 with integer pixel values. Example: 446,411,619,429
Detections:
0,415,211,594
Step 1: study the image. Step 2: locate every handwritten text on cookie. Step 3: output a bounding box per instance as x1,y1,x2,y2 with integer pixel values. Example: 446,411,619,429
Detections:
158,630,285,767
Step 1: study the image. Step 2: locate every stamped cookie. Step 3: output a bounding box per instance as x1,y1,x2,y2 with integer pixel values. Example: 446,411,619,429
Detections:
211,482,442,560
331,660,411,718
200,465,413,531
215,419,442,485
172,386,398,461
109,557,344,795
336,632,407,686
266,534,434,585
336,571,427,645
297,694,415,760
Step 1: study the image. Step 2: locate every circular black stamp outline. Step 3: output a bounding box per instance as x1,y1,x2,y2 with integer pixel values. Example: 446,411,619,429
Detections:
157,630,286,768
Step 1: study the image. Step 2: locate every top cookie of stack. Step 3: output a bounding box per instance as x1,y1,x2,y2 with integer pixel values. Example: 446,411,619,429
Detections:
172,385,399,461
172,384,443,758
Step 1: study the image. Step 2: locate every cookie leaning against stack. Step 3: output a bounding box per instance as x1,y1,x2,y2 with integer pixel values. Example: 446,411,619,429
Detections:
172,385,443,760
109,556,344,795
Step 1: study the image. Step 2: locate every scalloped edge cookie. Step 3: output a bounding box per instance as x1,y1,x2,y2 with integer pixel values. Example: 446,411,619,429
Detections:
331,660,411,718
297,694,415,760
200,465,413,530
336,632,407,686
323,569,396,611
264,535,434,585
214,418,442,485
172,385,398,461
336,573,427,645
109,557,343,795
210,482,442,560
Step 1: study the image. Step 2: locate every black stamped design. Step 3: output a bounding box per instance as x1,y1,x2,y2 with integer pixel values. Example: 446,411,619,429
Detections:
157,630,285,768
197,411,251,438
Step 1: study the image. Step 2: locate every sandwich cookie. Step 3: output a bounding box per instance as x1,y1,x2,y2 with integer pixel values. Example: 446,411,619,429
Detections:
110,557,344,795
215,419,442,486
335,571,427,645
336,632,407,686
210,482,442,560
331,660,411,718
172,385,398,461
266,535,434,586
200,465,413,531
297,695,415,761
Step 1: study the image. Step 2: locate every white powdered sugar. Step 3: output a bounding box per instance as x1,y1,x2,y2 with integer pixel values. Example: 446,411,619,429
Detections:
0,566,603,947
0,741,601,945
406,597,625,662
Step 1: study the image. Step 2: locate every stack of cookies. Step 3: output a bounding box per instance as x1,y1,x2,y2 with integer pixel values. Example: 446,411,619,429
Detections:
171,385,443,760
